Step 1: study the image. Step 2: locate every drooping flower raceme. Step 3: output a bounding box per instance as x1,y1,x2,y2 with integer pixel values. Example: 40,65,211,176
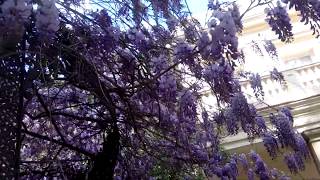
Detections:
280,107,293,122
282,0,320,37
0,0,31,48
284,152,304,174
158,73,177,102
174,42,203,78
151,54,169,74
255,115,267,133
264,40,278,59
270,67,285,83
229,2,243,32
249,151,270,179
262,132,279,159
293,134,310,158
249,73,264,98
224,107,239,135
36,0,60,38
1,0,31,22
200,4,242,65
269,108,310,174
265,2,293,42
203,62,240,102
271,112,295,147
207,9,239,60
229,93,258,137
179,90,198,125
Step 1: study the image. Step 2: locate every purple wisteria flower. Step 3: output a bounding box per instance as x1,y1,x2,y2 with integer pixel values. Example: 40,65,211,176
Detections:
265,2,293,42
264,40,278,59
280,107,293,122
174,42,203,77
238,153,249,170
224,107,239,135
158,74,177,102
262,132,279,159
36,0,60,38
1,0,31,22
255,157,269,179
282,0,320,37
208,0,220,10
4,0,315,179
197,31,212,59
255,115,267,133
151,54,169,74
249,73,264,98
248,168,255,180
0,0,31,45
230,3,243,32
293,134,310,158
250,150,260,162
178,90,198,134
205,7,241,60
270,68,285,83
284,153,300,174
228,93,258,137
203,62,239,102
270,113,295,147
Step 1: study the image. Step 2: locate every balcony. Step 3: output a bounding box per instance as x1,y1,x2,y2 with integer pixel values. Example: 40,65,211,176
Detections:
241,61,320,108
221,62,320,150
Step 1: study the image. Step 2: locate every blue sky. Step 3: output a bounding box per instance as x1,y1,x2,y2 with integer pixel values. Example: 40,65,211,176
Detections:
186,0,210,24
186,0,208,15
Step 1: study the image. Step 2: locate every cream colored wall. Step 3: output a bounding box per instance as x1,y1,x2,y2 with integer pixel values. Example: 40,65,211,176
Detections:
229,143,320,180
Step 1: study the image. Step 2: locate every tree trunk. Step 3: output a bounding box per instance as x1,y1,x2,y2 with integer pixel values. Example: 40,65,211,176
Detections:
88,128,120,180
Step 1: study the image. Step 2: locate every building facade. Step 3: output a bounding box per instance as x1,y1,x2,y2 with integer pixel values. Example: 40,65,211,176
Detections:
212,10,320,179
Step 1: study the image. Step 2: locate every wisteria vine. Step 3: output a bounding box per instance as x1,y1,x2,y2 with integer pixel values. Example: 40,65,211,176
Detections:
0,0,318,179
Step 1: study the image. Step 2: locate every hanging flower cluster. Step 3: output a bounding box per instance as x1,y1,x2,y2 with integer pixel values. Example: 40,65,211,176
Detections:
264,40,278,59
1,0,31,22
158,73,177,102
282,0,320,37
35,0,60,37
249,73,264,98
174,42,203,78
265,1,293,42
0,0,31,49
266,109,310,173
262,132,279,159
203,62,239,102
207,9,239,60
270,67,285,83
0,0,60,46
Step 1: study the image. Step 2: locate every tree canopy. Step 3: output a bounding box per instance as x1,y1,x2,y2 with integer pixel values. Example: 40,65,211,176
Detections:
0,0,318,179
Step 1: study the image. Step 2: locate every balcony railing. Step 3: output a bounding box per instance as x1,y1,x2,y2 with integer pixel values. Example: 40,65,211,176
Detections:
241,62,320,108
222,62,320,150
